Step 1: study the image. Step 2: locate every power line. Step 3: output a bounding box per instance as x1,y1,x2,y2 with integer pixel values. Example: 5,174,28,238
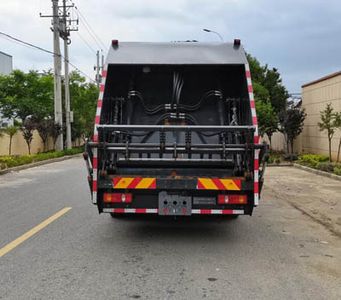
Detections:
73,5,106,49
0,31,96,83
76,31,97,54
0,31,55,56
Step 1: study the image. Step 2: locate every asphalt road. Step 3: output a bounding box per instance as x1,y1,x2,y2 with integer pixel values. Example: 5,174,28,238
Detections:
0,158,340,300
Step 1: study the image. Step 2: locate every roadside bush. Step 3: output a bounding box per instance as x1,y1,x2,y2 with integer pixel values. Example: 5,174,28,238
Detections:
0,147,83,170
333,165,341,176
298,154,329,168
63,147,83,156
283,154,298,161
316,162,335,173
268,151,283,164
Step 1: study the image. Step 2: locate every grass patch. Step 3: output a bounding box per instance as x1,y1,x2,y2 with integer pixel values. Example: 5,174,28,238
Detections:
0,147,83,170
297,154,341,176
268,151,285,164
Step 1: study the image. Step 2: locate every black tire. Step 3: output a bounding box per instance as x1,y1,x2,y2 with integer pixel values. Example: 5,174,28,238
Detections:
110,212,125,218
230,215,239,219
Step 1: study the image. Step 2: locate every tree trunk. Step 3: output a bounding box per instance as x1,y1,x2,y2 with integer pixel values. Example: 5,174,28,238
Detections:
290,139,294,155
337,137,341,162
328,138,332,162
268,134,272,150
9,136,12,155
27,142,31,155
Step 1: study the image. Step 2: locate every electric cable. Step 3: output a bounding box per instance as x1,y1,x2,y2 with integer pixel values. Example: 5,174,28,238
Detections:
0,31,96,83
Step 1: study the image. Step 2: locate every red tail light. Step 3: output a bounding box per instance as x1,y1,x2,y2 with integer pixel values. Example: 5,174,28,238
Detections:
112,39,119,48
218,194,247,204
103,193,132,203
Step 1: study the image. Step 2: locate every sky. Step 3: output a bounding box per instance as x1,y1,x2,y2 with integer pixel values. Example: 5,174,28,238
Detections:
0,0,340,93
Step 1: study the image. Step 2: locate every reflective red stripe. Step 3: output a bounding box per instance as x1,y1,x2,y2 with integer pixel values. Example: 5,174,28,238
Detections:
254,159,259,169
254,136,259,144
252,116,258,125
248,85,253,93
197,180,205,189
149,179,156,189
250,100,255,108
245,70,251,78
114,208,125,213
234,179,242,190
212,178,226,190
113,177,121,187
200,209,211,214
93,157,98,169
254,182,259,193
102,70,107,78
128,177,142,189
97,99,103,108
99,84,105,92
135,208,146,214
222,210,234,214
93,134,98,142
95,115,100,124
92,180,97,192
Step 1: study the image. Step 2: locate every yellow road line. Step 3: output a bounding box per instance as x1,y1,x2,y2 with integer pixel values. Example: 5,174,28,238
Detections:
0,207,72,258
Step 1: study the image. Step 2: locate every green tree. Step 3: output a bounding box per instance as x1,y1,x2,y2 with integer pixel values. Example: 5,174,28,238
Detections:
69,71,98,142
3,125,19,155
36,119,53,152
0,70,54,122
255,100,278,147
50,122,63,149
318,103,338,162
21,119,35,155
247,54,288,148
335,112,341,162
279,104,306,155
262,68,289,114
247,54,288,114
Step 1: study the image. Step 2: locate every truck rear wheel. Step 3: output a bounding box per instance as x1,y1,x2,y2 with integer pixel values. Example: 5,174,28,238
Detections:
110,213,125,218
231,215,239,219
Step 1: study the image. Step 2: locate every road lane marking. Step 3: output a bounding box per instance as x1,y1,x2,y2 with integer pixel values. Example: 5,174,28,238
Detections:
0,207,72,258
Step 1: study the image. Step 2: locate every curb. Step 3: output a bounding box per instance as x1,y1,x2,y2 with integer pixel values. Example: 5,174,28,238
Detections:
293,163,341,181
267,163,293,167
0,154,82,175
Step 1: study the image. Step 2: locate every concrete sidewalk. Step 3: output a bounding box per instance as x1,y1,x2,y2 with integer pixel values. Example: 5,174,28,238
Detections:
265,166,341,237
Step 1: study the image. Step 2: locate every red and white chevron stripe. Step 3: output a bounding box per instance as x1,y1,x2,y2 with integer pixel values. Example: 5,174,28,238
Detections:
103,208,244,215
92,68,107,204
245,63,259,206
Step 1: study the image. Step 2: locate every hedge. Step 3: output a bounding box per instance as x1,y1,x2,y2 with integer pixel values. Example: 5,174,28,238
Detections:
298,154,341,176
0,147,83,170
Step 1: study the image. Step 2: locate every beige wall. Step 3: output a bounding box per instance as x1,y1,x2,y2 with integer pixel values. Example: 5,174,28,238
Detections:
0,130,53,156
262,132,302,153
301,74,341,160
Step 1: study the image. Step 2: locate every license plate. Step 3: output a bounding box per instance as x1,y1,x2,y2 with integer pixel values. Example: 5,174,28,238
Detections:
158,191,192,216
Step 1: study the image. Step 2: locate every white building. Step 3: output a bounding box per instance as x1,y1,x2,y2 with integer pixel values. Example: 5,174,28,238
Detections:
0,51,12,75
0,51,13,127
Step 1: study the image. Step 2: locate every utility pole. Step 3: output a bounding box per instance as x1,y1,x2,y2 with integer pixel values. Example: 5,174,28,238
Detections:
60,0,78,149
62,0,72,149
41,0,78,150
52,0,64,151
95,50,104,87
95,50,100,88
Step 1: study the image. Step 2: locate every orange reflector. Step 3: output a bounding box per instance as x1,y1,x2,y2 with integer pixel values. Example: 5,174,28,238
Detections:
218,195,247,204
103,193,132,203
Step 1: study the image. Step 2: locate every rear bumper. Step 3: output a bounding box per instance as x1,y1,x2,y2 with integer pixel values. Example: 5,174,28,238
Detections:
103,208,244,215
97,175,255,216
